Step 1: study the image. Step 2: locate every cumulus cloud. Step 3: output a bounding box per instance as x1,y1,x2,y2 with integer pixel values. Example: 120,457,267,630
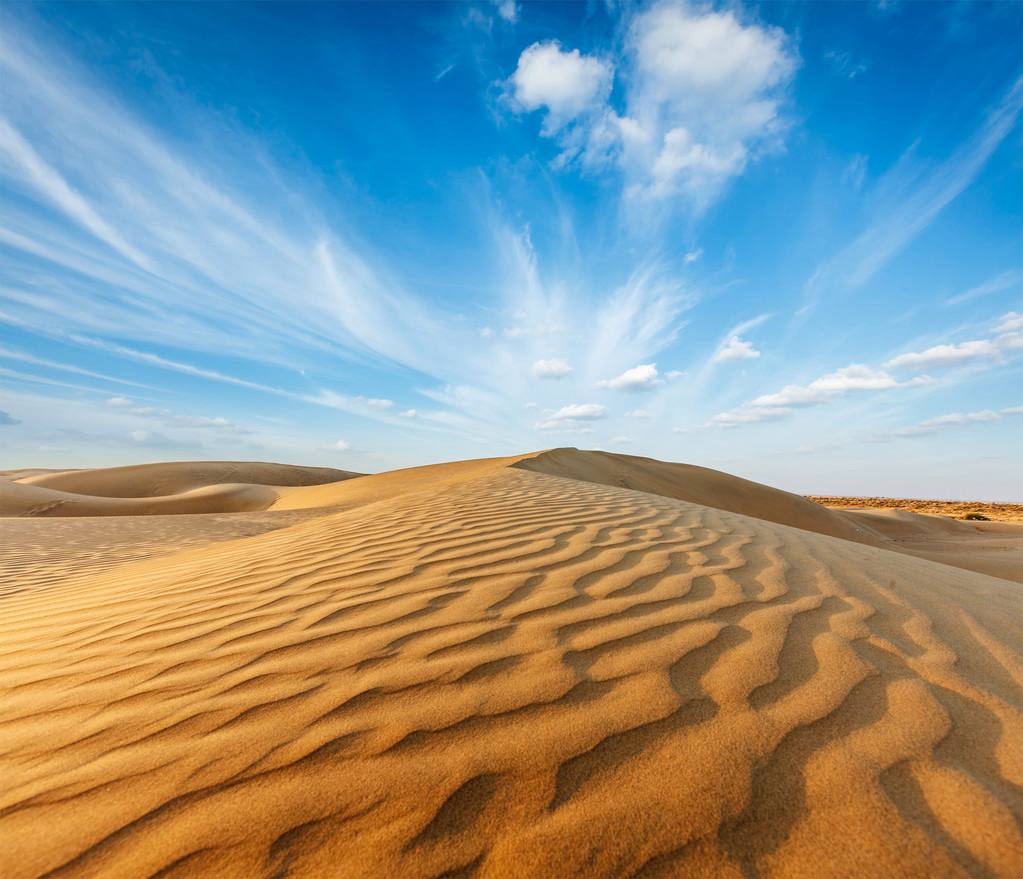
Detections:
885,318,1023,370
885,340,999,369
598,363,663,391
399,409,417,418
506,2,797,207
713,364,928,427
0,409,20,426
333,439,351,451
713,335,761,363
622,1,797,203
548,403,607,421
532,358,573,379
508,41,613,134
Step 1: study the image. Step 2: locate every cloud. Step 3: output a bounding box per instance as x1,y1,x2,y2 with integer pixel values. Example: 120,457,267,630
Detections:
803,74,1023,306
884,340,999,370
625,409,650,418
683,249,702,265
711,406,792,427
665,369,685,379
532,358,572,379
610,436,632,444
893,405,1023,437
996,311,1023,333
945,270,1019,306
548,403,607,421
507,41,613,133
333,439,351,450
713,363,928,427
101,395,252,435
0,409,20,425
622,1,798,203
506,2,798,207
885,319,1023,370
713,335,761,363
598,363,662,391
399,408,417,418
491,0,518,24
363,397,393,410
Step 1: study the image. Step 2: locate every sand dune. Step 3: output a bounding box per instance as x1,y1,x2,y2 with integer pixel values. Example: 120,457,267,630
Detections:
0,450,1020,878
0,461,358,517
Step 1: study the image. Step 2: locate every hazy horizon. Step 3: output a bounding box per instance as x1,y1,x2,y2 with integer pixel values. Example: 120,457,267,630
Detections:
1,1,1021,499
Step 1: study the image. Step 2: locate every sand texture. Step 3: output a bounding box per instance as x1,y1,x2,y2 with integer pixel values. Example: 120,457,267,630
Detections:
0,450,1020,878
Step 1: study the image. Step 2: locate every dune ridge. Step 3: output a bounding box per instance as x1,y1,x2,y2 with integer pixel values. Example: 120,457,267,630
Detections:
0,451,1020,878
0,461,358,517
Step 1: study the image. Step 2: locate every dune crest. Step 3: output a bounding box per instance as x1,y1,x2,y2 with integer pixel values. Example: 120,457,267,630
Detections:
0,451,1020,878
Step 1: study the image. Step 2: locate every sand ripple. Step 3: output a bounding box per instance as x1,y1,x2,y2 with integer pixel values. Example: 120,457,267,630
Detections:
0,463,1020,878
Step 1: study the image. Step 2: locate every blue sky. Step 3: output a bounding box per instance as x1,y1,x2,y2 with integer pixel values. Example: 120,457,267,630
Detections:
0,0,1021,499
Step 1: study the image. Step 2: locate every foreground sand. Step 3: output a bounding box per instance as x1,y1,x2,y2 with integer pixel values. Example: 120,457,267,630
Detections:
0,450,1021,878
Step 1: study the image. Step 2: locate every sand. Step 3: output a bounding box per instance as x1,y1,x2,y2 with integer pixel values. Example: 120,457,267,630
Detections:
0,461,358,517
0,449,1020,878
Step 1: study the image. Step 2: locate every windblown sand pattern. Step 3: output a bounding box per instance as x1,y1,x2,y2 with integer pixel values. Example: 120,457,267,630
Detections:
1,453,1021,878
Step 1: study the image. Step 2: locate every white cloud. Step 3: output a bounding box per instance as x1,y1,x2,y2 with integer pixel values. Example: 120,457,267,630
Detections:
711,406,792,427
508,41,613,133
506,3,797,207
683,249,703,265
885,318,1023,369
713,363,929,427
548,403,607,421
996,311,1023,333
625,409,650,418
713,335,761,363
753,364,922,407
622,2,798,203
129,429,150,442
363,397,394,410
532,358,573,379
333,439,350,451
894,405,1023,437
492,0,518,23
598,363,663,391
399,408,417,418
885,340,998,369
666,369,685,379
610,436,632,444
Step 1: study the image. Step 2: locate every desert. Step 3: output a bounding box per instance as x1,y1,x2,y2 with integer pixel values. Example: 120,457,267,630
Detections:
1,450,1021,878
2,1,1021,876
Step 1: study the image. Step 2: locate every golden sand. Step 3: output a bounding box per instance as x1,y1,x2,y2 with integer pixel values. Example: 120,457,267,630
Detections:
0,450,1020,878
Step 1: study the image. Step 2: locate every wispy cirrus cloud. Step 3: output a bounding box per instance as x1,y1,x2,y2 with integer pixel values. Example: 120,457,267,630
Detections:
802,73,1023,309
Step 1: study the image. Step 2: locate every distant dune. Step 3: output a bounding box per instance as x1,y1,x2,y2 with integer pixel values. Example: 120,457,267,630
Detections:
0,460,358,517
0,449,1020,878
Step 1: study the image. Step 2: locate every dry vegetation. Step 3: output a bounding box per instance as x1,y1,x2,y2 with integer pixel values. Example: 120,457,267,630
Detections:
807,496,1023,523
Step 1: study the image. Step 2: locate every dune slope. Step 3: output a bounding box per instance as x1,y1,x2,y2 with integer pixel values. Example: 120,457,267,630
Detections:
17,461,357,497
0,453,1020,878
0,461,359,517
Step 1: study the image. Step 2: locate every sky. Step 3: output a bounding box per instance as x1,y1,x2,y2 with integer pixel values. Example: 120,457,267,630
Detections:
0,1,1021,499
